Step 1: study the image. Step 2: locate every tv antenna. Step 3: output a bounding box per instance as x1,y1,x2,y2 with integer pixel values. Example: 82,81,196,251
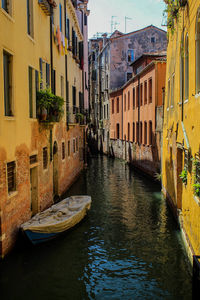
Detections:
111,16,117,33
125,16,132,33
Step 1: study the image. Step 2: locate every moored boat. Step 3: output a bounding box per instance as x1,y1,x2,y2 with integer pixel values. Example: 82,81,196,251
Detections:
21,195,91,244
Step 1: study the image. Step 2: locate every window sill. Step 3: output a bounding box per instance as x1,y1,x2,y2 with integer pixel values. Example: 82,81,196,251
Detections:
27,34,35,44
8,190,18,199
4,116,15,121
1,8,14,23
193,195,200,207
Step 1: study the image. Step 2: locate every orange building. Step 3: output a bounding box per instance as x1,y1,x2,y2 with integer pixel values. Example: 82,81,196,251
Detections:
110,54,166,177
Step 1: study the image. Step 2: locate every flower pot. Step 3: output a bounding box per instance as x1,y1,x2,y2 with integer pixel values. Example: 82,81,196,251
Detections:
40,107,47,121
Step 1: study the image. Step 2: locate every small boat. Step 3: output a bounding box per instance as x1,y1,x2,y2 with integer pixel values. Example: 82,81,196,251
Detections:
21,195,91,244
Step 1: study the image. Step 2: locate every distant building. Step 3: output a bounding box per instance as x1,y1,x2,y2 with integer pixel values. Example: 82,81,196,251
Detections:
88,25,167,154
109,53,166,177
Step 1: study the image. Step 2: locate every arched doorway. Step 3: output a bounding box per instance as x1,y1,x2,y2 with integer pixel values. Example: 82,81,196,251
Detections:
53,141,58,199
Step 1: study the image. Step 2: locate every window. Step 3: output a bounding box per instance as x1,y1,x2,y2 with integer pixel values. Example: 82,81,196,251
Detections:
127,72,132,81
144,81,147,104
140,83,143,106
185,34,189,100
124,94,126,111
151,37,155,43
7,161,16,193
136,86,139,107
128,91,130,110
112,99,114,114
127,50,134,62
73,139,76,153
117,97,119,113
128,123,130,141
28,66,36,118
107,104,109,118
144,122,147,144
140,122,142,144
73,86,76,113
84,13,87,26
27,0,34,37
167,79,170,109
3,51,13,116
46,63,50,88
30,155,37,164
43,147,48,169
76,137,78,151
61,75,64,98
133,123,135,142
149,78,152,103
171,74,175,107
59,3,62,32
149,121,152,145
62,142,65,160
52,69,56,95
196,10,200,94
136,122,139,143
133,88,135,109
68,141,70,156
2,0,11,14
116,123,120,139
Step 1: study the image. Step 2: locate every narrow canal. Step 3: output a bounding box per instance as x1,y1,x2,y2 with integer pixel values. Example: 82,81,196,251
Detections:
0,156,192,299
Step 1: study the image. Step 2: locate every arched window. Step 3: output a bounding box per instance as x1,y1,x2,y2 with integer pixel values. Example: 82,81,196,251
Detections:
185,34,189,100
128,123,130,141
196,9,200,94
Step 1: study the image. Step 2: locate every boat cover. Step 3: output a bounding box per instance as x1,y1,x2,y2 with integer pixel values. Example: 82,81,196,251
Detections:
21,196,91,233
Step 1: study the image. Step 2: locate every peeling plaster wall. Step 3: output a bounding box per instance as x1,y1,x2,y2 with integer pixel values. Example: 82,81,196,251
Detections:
110,27,167,90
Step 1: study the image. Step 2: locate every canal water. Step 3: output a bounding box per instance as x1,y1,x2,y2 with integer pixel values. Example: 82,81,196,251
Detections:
0,156,192,299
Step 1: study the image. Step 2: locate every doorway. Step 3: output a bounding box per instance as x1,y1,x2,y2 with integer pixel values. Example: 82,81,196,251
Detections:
30,167,38,216
53,141,59,199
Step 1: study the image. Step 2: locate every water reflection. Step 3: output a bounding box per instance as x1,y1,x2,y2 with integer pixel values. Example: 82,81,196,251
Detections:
0,156,191,300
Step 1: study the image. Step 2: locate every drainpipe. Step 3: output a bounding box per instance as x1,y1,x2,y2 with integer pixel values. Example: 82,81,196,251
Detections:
50,5,54,90
122,92,123,141
181,9,185,122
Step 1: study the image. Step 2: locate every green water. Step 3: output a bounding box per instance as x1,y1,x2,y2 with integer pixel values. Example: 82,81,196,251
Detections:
0,156,192,299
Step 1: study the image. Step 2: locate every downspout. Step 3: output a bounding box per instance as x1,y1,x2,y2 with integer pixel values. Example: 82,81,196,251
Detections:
122,92,123,141
181,9,185,122
50,5,54,90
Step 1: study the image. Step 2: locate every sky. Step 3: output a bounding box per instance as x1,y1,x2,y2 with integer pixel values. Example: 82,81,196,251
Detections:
88,0,166,38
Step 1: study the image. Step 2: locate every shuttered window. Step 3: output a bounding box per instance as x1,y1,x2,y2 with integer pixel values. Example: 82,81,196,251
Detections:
27,0,34,37
29,66,33,118
59,3,62,32
3,51,13,116
7,161,16,193
73,86,76,113
46,63,50,88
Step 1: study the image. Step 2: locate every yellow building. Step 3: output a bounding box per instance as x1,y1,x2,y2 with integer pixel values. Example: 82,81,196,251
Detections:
0,0,87,257
162,0,200,262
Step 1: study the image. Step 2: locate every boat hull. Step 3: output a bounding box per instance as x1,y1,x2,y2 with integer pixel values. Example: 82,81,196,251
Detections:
24,230,59,245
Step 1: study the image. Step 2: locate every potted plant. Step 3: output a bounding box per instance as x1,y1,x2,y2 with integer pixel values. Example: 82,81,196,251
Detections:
179,168,187,185
37,89,54,121
193,183,200,198
75,112,84,124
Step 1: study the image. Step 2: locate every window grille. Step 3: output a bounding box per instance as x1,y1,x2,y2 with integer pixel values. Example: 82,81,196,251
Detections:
43,147,48,169
30,155,37,164
7,161,16,193
62,142,65,160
